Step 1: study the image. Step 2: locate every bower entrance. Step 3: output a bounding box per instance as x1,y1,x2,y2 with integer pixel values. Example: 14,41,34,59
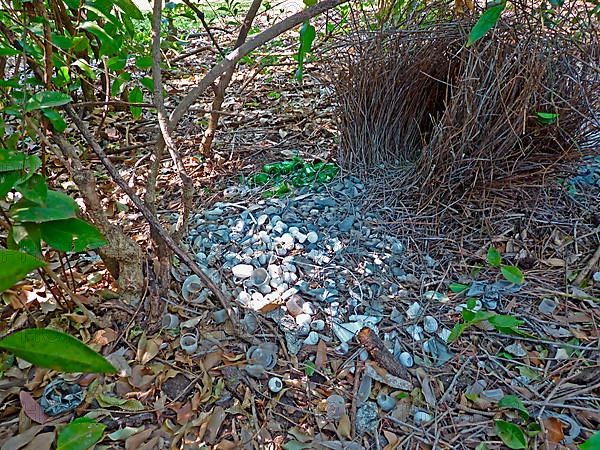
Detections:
331,20,599,206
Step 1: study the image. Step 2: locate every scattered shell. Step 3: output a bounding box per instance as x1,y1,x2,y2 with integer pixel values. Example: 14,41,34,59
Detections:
376,393,397,412
310,319,325,331
306,231,319,244
332,322,362,343
295,313,312,327
181,275,204,302
538,298,557,315
246,343,277,370
423,291,449,302
268,377,283,393
437,328,452,342
390,307,404,324
213,309,228,324
250,268,269,286
161,313,179,329
481,389,504,401
303,331,319,345
180,333,198,354
414,411,432,424
399,352,414,368
406,302,423,319
423,316,438,333
505,343,527,357
286,296,304,316
406,324,424,341
326,394,346,420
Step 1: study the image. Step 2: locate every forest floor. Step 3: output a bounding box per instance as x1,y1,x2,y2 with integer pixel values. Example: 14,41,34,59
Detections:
1,7,599,450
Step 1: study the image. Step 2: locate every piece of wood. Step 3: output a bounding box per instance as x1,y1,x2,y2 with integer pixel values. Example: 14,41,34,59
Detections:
357,327,410,379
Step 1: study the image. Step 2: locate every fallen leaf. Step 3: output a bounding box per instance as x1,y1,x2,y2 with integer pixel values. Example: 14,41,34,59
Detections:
22,432,55,450
336,413,351,440
544,417,565,443
125,428,153,450
19,392,48,424
1,425,44,450
136,333,160,364
315,340,327,369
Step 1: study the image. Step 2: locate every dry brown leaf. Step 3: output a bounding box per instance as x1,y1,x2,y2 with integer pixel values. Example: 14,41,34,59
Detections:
1,425,44,450
383,430,400,450
175,401,194,425
336,413,352,440
315,339,327,369
136,333,160,364
544,417,565,443
205,406,226,444
19,392,48,424
22,432,54,450
125,427,153,450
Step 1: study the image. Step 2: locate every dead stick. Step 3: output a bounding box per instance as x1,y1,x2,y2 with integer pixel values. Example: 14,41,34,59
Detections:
357,327,410,379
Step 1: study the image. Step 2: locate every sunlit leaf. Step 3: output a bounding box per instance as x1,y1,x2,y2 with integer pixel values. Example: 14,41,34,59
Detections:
501,265,524,285
495,420,527,449
0,249,45,292
0,329,117,373
57,417,106,450
467,3,506,47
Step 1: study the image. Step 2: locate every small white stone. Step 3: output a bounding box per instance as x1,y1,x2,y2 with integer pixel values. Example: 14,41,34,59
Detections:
296,313,312,327
232,264,254,279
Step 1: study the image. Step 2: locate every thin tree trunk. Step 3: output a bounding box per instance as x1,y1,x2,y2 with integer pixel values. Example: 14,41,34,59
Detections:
201,0,262,155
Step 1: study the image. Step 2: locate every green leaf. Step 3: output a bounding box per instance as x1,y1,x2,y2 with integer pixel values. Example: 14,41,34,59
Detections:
40,218,107,252
107,56,128,71
501,265,524,285
488,314,523,329
475,444,489,450
580,431,600,450
42,109,67,132
0,46,19,56
295,21,316,82
26,91,72,112
0,249,45,292
498,395,529,420
495,420,527,449
304,360,316,376
448,322,469,343
15,173,47,203
303,0,317,6
487,246,502,267
113,0,144,20
128,87,143,119
535,112,559,125
8,223,42,257
111,72,131,96
140,77,154,92
135,56,152,70
0,329,117,373
57,417,106,450
10,190,79,223
466,3,506,47
51,33,73,50
80,21,118,54
0,171,20,197
72,59,96,80
449,282,469,293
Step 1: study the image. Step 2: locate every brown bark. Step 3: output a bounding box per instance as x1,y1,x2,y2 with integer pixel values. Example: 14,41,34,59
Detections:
53,136,145,306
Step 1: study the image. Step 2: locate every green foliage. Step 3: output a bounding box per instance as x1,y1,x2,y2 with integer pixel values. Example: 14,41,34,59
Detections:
296,20,316,82
467,2,506,47
0,329,116,373
535,111,559,125
248,157,339,198
0,249,45,292
448,306,525,343
581,431,600,450
487,246,502,267
495,420,528,449
501,265,525,285
498,395,529,420
57,417,106,450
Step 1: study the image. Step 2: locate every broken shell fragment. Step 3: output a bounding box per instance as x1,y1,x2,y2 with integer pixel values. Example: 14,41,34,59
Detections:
180,333,198,354
268,377,283,393
161,313,179,329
